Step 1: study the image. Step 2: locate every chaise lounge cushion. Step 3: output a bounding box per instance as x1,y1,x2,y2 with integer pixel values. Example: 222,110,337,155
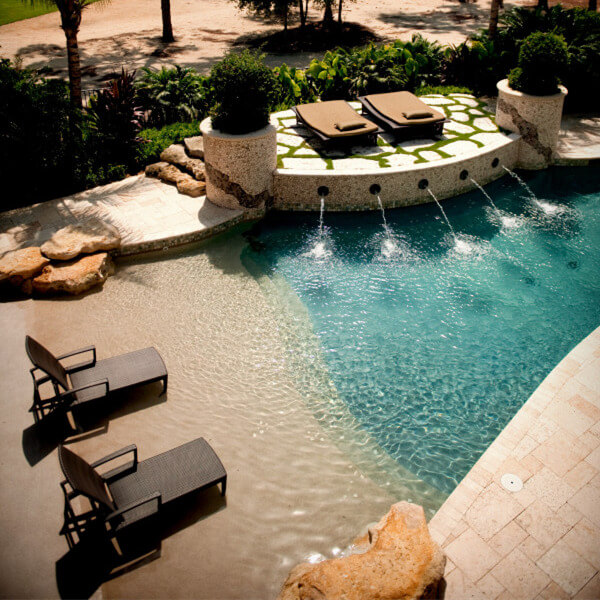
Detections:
363,91,445,126
295,101,379,139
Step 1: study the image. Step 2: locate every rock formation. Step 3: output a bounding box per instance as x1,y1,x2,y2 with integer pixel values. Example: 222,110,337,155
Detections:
30,252,114,295
160,144,205,180
278,502,446,600
40,218,121,261
184,135,204,159
0,247,50,286
145,161,206,197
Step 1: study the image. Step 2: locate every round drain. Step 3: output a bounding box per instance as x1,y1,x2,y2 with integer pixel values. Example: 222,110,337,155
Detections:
501,473,523,492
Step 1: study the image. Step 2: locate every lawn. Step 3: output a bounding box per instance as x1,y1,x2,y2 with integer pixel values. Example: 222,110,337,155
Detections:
0,0,97,26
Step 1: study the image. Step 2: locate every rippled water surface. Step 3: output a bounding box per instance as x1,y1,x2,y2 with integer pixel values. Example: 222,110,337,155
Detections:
244,167,600,494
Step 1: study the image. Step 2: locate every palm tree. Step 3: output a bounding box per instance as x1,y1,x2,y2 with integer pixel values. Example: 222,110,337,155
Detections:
489,0,501,38
25,0,96,110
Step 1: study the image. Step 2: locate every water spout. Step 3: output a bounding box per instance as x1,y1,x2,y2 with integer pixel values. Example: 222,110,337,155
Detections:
375,195,398,257
502,166,563,216
502,166,536,201
472,177,522,230
427,188,458,243
308,195,331,259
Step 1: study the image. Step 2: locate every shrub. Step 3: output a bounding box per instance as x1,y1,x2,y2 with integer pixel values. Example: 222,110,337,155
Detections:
415,84,474,96
136,65,210,126
508,32,568,95
209,50,278,134
0,59,71,209
137,121,201,164
87,69,143,168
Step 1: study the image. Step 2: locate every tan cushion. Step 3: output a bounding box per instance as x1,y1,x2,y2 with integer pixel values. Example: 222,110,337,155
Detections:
364,91,445,126
335,120,367,131
295,101,379,139
403,110,434,119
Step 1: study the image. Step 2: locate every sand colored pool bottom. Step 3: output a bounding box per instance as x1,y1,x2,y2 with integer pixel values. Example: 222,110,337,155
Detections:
0,227,445,599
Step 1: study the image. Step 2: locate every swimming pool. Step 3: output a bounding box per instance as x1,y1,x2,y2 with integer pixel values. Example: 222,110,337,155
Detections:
244,167,600,495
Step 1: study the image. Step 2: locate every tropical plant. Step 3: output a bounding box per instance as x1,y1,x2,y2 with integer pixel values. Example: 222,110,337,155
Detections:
87,69,143,166
508,32,568,95
136,65,210,126
209,50,278,134
138,121,201,164
272,63,317,109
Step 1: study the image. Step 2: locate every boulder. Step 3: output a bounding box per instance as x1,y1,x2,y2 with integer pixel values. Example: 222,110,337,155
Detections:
184,135,204,159
31,252,114,295
176,177,206,198
0,247,50,285
278,502,446,600
41,219,121,261
155,163,187,186
145,161,171,178
160,144,205,180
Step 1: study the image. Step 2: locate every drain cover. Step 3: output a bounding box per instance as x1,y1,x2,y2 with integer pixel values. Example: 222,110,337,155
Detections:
501,473,523,492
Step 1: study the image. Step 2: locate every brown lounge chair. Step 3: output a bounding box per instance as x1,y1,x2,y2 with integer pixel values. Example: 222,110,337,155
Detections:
26,335,167,425
293,100,380,144
358,91,448,138
58,438,227,547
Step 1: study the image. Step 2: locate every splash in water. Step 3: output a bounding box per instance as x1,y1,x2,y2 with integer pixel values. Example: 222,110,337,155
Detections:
306,196,332,259
471,177,522,230
376,195,399,258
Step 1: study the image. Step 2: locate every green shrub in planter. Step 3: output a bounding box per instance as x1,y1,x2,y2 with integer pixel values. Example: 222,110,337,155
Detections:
508,32,568,95
210,50,278,134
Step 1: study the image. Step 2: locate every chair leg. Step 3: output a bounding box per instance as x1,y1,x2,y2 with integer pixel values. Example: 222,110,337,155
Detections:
160,376,168,396
220,477,227,497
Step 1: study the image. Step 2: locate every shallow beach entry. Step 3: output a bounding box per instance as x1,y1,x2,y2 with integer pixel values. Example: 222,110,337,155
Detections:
244,167,600,495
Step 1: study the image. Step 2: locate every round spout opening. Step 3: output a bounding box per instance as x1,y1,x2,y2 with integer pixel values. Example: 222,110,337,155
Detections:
418,179,429,190
492,157,500,168
318,186,329,197
369,184,381,196
460,170,469,181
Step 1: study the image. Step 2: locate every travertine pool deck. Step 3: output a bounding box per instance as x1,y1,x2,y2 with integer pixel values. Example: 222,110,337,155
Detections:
556,115,600,165
430,326,600,599
0,175,254,257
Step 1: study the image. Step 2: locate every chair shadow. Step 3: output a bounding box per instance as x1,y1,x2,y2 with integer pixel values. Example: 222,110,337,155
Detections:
55,487,226,599
22,383,167,466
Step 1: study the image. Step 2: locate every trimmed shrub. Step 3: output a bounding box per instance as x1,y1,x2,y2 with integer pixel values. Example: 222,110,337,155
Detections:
508,32,568,95
415,84,474,96
209,50,278,134
136,65,210,126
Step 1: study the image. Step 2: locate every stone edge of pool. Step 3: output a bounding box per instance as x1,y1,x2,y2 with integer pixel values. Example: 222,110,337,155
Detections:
429,325,600,599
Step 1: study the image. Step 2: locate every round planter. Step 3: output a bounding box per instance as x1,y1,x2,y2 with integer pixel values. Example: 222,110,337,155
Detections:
200,118,277,210
496,79,567,170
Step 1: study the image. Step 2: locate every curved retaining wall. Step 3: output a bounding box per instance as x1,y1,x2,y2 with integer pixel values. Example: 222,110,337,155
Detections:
272,134,520,212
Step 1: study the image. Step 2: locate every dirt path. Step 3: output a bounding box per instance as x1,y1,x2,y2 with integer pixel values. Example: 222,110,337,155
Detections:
0,0,523,88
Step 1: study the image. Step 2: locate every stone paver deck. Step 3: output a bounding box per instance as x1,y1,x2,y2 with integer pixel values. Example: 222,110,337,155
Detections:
273,94,507,172
556,115,600,165
0,175,254,257
430,326,600,600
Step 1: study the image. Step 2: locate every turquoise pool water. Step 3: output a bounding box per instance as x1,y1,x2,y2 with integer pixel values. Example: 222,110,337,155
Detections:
244,168,600,495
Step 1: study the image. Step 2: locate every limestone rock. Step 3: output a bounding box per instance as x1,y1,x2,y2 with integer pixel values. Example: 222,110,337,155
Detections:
156,163,186,185
41,219,121,261
184,135,204,159
278,502,446,600
160,144,205,180
32,252,114,295
145,161,170,178
0,247,50,284
176,176,206,198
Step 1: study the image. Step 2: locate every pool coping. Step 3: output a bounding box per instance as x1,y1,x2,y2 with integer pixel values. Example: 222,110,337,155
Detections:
429,325,600,599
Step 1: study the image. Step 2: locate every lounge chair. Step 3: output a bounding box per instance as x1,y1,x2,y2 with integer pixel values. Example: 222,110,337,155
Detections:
25,335,167,423
358,91,448,138
293,100,380,145
58,438,227,547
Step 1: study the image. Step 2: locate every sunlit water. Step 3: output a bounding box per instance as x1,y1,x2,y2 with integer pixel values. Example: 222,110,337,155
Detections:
243,168,600,494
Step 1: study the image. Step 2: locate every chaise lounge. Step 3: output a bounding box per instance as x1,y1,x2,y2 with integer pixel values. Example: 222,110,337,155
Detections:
58,438,227,548
293,100,381,145
25,335,167,425
358,91,448,139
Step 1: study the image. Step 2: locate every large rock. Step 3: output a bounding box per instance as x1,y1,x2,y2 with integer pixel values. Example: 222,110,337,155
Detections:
31,252,114,295
184,135,204,159
176,177,206,198
0,247,50,285
160,144,205,180
145,162,206,197
41,219,121,261
278,502,446,600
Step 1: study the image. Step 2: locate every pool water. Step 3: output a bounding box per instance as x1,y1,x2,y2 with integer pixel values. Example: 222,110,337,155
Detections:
244,168,600,494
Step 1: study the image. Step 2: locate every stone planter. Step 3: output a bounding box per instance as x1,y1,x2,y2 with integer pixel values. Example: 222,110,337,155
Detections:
496,79,567,170
200,117,277,210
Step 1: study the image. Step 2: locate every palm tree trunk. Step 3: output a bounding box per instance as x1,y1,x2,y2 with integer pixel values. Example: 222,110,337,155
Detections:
323,0,333,26
64,27,83,110
161,0,175,42
298,0,306,27
283,0,288,31
338,0,343,27
488,0,500,38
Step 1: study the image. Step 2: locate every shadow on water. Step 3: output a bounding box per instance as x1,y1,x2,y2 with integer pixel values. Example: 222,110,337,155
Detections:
55,488,226,599
22,383,167,466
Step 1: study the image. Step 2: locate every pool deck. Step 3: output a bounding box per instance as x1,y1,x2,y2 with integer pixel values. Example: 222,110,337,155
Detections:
430,326,600,600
